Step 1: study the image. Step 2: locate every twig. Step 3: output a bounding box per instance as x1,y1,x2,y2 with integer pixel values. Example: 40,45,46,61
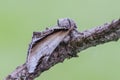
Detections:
5,19,120,80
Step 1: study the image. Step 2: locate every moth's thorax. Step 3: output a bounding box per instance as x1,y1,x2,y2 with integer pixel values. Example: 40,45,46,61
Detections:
57,18,77,29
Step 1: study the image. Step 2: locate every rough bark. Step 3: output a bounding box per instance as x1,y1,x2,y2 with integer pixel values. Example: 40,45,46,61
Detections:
5,19,120,80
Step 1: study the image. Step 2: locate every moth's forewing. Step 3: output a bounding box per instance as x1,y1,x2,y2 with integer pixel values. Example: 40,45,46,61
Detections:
27,30,70,73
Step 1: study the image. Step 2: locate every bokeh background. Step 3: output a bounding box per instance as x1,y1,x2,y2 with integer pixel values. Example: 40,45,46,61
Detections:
0,0,120,80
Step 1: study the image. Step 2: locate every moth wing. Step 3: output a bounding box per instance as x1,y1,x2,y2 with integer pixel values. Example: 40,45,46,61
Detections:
27,30,70,73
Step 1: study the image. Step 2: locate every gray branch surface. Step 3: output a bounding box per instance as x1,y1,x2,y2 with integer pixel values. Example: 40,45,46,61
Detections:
5,19,120,80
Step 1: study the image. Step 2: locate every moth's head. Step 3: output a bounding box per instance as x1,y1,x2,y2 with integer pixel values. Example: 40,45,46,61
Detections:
57,18,77,29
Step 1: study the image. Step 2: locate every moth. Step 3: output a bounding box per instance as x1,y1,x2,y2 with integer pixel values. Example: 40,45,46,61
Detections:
26,18,77,73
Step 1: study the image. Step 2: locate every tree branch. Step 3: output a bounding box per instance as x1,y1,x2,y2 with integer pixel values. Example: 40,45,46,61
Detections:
5,19,120,80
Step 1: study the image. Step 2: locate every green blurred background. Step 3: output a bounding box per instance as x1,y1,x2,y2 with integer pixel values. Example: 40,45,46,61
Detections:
0,0,120,80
